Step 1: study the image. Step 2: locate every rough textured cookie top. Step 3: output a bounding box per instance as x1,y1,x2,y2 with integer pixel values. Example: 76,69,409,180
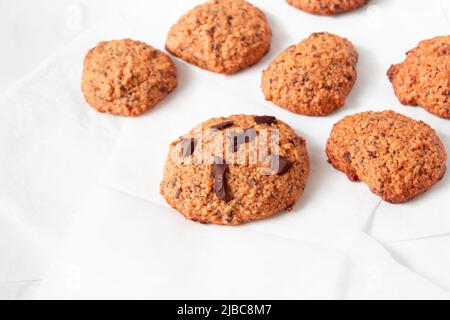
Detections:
388,35,450,119
326,111,447,203
82,39,177,116
262,32,358,116
286,0,368,15
165,0,272,74
160,115,309,225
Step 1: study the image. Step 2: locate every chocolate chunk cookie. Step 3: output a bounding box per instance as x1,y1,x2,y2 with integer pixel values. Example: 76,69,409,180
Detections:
262,32,358,116
165,0,272,74
160,115,310,225
82,39,177,116
286,0,369,15
388,35,450,119
326,110,447,203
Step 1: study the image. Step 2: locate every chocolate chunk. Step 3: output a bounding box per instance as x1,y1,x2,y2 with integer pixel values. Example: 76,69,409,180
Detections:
343,151,352,163
158,84,167,93
182,138,197,157
368,151,377,158
225,212,234,223
230,128,257,152
285,204,294,211
213,158,228,201
263,155,294,176
210,121,234,131
274,155,293,175
290,137,305,147
255,115,277,125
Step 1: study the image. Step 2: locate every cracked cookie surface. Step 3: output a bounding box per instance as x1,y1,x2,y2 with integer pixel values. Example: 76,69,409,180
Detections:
160,115,309,225
326,110,447,203
388,35,450,119
286,0,368,15
262,32,358,116
165,0,271,74
82,39,177,116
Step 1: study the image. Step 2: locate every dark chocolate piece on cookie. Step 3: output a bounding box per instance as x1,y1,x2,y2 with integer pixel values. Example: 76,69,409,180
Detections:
275,156,294,175
255,115,277,125
213,159,228,201
210,121,234,130
182,138,197,158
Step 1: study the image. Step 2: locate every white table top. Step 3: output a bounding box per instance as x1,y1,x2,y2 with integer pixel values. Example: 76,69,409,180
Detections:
1,0,450,299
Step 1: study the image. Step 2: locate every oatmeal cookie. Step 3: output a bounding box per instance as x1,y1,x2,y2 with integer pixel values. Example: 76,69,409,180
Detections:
82,39,177,116
161,114,310,225
326,110,447,203
165,0,272,74
388,35,450,119
262,32,358,116
286,0,369,15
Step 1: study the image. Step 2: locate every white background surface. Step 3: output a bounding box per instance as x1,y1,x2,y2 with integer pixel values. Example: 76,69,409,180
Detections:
1,0,450,299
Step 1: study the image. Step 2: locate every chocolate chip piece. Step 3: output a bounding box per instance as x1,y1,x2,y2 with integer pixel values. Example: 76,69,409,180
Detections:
225,212,234,223
182,138,197,157
343,151,352,163
248,178,257,187
255,115,277,125
285,204,294,211
275,156,293,175
158,84,167,93
213,158,228,201
263,155,294,176
210,121,234,130
368,151,377,158
290,137,305,147
175,189,181,199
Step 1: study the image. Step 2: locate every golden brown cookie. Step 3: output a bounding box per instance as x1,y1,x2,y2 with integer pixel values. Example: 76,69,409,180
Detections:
165,0,272,74
82,39,177,116
388,35,450,119
286,0,369,15
261,32,358,116
160,115,310,225
326,110,447,203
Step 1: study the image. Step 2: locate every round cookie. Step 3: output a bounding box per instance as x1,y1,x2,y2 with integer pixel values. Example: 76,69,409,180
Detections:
326,110,447,203
388,35,450,119
261,32,358,116
286,0,369,15
82,39,177,116
165,0,272,74
160,115,310,225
